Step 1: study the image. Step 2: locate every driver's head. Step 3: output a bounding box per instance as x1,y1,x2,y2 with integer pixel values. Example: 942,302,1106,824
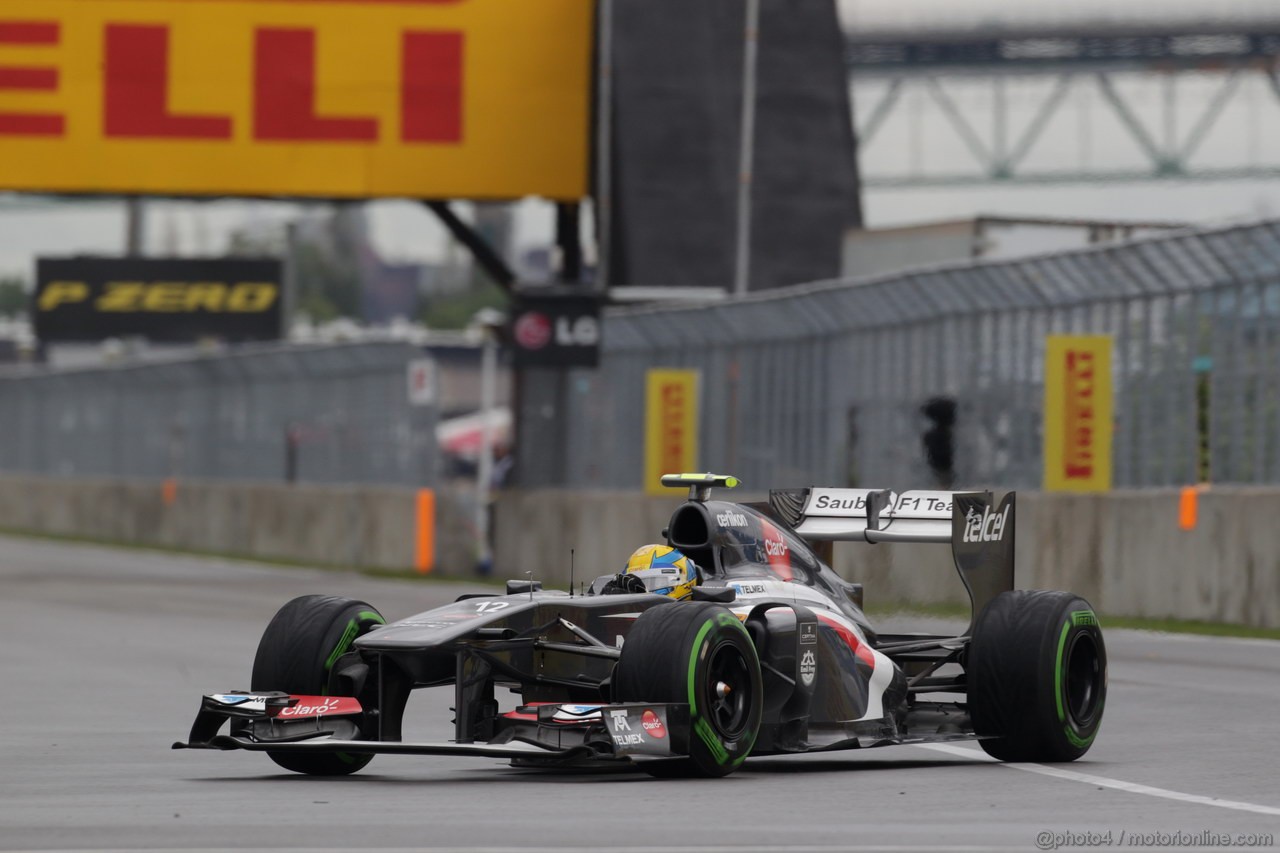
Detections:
606,544,697,599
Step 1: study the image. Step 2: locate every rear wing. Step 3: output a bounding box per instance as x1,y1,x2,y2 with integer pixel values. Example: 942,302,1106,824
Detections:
768,487,1016,632
789,488,964,544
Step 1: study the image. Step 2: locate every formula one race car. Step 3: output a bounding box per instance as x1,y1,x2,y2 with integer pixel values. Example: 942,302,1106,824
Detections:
175,474,1107,778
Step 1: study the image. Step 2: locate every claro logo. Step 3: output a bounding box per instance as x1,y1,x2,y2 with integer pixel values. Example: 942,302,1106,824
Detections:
38,281,279,313
962,504,1010,544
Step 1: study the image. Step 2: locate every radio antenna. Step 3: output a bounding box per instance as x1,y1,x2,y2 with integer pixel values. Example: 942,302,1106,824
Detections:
526,570,535,602
569,549,575,597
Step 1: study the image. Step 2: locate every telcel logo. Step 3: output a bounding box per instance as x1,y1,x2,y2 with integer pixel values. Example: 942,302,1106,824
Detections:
962,504,1011,544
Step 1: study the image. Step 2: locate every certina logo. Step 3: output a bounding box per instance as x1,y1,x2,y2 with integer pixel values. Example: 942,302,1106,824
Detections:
716,510,748,528
963,504,1011,544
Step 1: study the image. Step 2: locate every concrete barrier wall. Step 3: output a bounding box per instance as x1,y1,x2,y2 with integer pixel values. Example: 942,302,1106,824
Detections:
3,476,1276,628
493,488,1280,629
0,475,477,576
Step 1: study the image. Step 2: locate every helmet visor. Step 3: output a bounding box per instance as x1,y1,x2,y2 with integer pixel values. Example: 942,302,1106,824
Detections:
628,567,687,596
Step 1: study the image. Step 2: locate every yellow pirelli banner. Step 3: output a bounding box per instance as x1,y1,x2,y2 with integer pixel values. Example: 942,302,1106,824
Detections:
644,369,699,496
0,0,591,199
1043,335,1113,492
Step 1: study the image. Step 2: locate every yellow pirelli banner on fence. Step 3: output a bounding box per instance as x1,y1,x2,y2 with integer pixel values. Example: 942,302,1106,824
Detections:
1043,335,1113,492
0,0,591,199
644,369,699,496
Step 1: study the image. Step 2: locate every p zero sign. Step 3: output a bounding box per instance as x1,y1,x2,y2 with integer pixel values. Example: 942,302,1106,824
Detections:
35,257,283,342
509,293,600,368
0,0,591,200
1043,335,1113,493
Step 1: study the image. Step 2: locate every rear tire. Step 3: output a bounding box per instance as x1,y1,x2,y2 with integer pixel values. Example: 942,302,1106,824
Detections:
613,602,762,778
968,590,1107,762
251,594,385,776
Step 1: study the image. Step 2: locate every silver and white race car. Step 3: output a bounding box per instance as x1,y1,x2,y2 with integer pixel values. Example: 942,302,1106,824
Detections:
176,474,1107,778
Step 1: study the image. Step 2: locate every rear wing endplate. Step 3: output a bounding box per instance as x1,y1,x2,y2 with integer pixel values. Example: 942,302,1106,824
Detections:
769,487,1016,633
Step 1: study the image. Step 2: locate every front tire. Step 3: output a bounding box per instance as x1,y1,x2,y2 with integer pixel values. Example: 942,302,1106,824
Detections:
968,590,1107,762
613,602,762,778
251,594,385,776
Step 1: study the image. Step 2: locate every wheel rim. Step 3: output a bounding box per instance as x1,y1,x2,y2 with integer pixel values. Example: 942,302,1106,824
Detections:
704,640,752,737
1064,631,1103,727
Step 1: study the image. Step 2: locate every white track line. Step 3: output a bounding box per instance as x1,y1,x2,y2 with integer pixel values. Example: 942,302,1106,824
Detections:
10,849,1032,853
915,742,1280,817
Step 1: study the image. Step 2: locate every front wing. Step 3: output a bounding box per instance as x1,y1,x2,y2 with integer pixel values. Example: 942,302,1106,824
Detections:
173,692,690,762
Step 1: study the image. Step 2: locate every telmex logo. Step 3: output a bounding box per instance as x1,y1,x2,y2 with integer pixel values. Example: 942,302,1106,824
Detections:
39,281,279,314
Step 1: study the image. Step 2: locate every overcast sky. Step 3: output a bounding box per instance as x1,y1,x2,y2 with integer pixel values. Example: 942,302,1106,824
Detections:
838,0,1280,29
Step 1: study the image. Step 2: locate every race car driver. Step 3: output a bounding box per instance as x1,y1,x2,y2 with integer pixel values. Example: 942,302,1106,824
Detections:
598,544,699,599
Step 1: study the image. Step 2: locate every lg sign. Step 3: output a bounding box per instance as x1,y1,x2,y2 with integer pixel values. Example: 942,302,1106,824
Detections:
513,312,552,350
510,295,601,368
514,311,599,351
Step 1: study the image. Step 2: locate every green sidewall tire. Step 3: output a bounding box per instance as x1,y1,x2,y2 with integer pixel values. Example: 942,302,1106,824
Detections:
250,594,385,776
969,589,1107,762
613,601,762,778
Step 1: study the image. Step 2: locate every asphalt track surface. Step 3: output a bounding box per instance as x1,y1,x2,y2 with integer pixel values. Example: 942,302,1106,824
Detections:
3,533,1279,853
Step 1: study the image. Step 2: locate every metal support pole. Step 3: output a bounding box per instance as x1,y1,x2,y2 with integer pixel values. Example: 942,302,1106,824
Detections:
282,221,299,340
476,325,498,566
125,197,145,255
595,0,613,291
423,201,516,293
732,0,760,297
556,203,582,282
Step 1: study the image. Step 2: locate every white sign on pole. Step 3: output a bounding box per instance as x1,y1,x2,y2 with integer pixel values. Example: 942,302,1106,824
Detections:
407,359,436,407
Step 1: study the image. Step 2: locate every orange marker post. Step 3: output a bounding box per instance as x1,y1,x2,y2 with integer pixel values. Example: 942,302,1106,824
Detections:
1178,485,1201,531
414,488,435,574
161,478,178,507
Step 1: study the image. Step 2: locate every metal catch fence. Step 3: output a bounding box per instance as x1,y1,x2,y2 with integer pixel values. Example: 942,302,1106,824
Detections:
560,219,1280,491
0,342,437,486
